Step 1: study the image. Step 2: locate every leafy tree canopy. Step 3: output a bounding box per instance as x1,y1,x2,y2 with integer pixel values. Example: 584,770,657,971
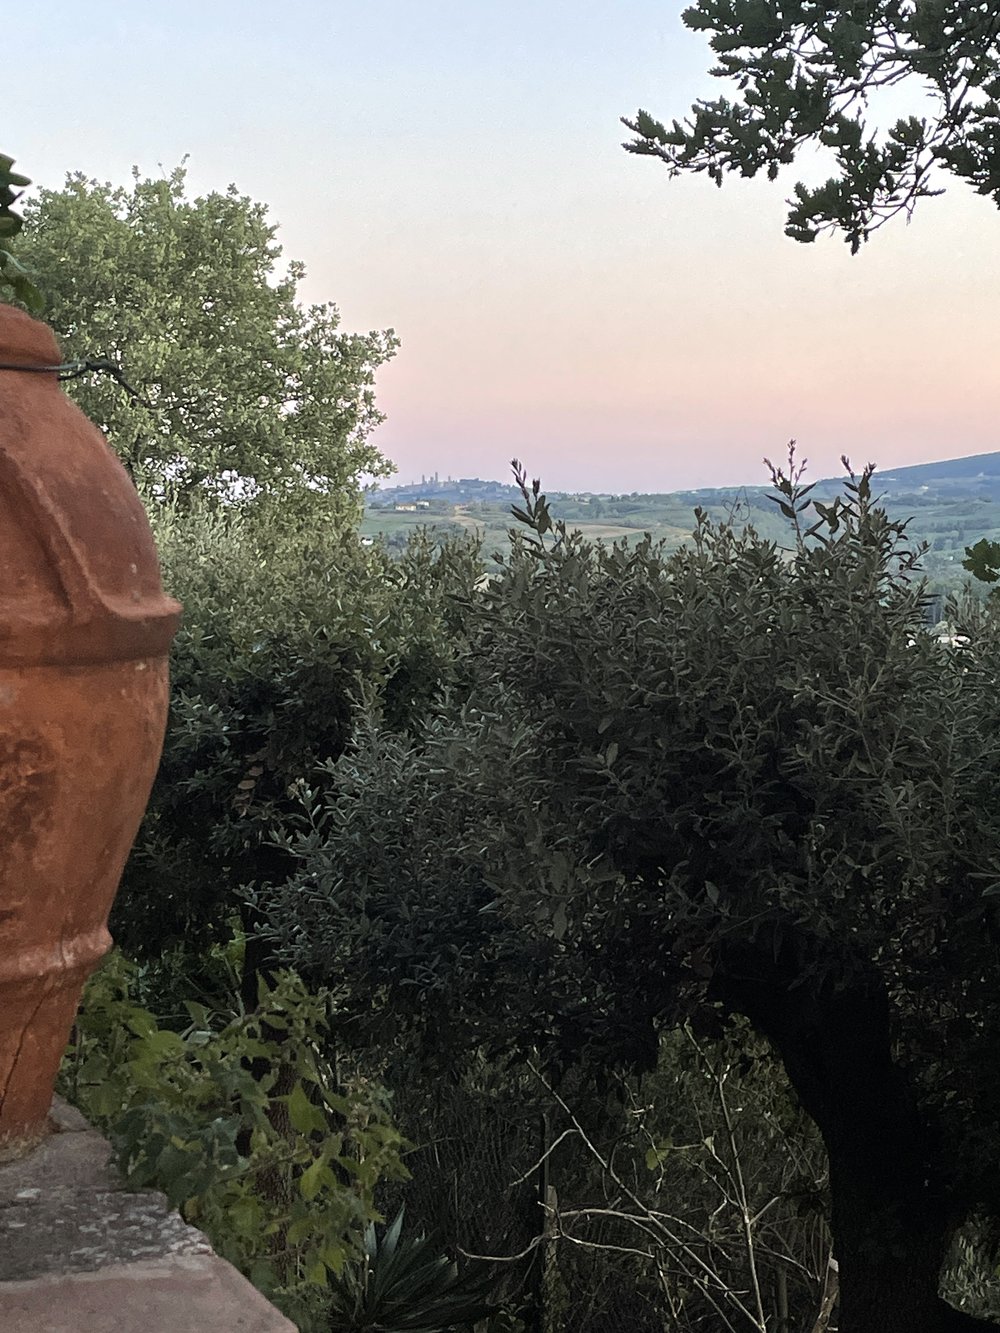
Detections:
19,166,397,518
623,1,1000,250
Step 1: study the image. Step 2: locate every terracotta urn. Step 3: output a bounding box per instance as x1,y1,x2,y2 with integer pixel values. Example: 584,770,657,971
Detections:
0,307,181,1156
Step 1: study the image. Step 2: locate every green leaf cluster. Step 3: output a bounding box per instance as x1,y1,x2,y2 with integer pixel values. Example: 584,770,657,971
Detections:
327,1207,499,1332
60,956,407,1328
963,537,1000,586
0,154,41,310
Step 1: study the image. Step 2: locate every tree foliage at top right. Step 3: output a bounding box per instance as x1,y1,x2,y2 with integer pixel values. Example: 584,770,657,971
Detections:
624,1,1000,249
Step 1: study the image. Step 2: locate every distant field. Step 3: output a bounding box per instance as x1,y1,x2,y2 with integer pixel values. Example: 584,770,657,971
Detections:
360,504,719,553
363,487,999,599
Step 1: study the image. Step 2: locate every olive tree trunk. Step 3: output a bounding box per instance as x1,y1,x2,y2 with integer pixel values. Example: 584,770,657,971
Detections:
714,939,999,1333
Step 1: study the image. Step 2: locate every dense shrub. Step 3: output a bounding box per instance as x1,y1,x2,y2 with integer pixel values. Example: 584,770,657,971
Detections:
114,500,481,993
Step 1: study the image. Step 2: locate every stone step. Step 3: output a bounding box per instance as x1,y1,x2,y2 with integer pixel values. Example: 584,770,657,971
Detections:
0,1098,296,1332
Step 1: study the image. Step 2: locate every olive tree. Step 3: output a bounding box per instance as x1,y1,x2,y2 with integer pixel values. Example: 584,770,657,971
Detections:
260,460,1000,1332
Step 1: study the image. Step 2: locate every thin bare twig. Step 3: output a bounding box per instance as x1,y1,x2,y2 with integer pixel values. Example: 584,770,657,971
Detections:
507,1127,579,1188
528,1060,768,1332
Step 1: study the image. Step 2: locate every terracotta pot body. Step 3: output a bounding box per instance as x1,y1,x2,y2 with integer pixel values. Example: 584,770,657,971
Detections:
0,307,181,1156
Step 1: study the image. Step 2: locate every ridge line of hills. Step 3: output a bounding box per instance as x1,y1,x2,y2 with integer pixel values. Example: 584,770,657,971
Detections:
370,449,1000,508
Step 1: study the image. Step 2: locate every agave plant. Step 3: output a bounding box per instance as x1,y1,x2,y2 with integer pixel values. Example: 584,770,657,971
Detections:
326,1207,500,1333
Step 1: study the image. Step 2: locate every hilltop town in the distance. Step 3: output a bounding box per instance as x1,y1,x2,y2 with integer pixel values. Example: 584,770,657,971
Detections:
363,450,1000,604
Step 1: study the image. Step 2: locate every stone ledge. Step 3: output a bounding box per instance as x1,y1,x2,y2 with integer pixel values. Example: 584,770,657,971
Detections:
0,1097,296,1331
1,1253,297,1332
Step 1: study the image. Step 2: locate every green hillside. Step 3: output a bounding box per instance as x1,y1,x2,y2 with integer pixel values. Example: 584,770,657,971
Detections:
364,454,1000,603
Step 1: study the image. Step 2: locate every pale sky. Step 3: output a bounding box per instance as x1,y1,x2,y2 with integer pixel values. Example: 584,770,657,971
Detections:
9,1,999,491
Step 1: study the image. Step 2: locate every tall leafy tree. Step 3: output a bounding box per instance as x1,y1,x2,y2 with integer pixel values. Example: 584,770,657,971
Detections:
19,166,397,517
623,1,1000,250
261,463,1000,1333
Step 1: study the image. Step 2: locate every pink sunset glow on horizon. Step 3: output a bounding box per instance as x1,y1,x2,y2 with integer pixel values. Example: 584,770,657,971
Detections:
8,0,999,493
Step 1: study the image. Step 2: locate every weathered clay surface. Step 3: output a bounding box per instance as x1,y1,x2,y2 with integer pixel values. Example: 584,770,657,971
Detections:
0,307,181,1152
